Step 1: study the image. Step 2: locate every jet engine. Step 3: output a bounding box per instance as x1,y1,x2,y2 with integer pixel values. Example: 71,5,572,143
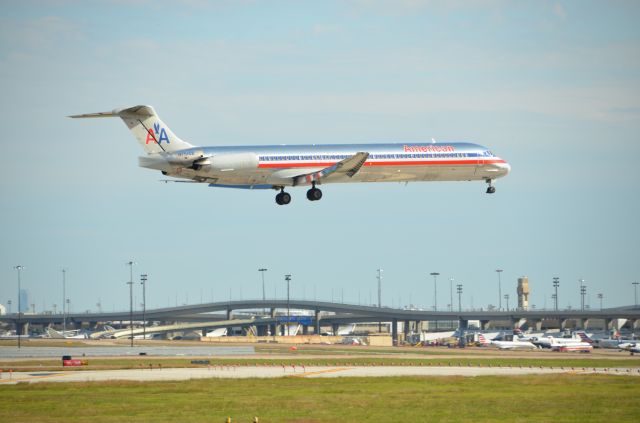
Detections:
205,152,259,171
141,151,259,172
163,150,207,168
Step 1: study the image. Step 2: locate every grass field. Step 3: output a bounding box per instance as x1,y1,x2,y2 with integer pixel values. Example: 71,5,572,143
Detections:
2,356,640,373
1,341,639,421
1,374,639,422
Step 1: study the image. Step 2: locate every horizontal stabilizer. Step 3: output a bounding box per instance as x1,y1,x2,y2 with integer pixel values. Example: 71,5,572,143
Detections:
68,110,119,118
68,105,155,119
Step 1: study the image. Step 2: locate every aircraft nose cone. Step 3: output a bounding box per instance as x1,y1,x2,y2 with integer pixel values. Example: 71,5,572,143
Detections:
499,162,511,175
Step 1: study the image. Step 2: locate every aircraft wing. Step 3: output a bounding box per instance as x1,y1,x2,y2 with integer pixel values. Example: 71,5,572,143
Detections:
292,152,369,186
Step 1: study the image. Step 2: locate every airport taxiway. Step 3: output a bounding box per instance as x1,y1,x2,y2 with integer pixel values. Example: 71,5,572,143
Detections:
0,345,254,359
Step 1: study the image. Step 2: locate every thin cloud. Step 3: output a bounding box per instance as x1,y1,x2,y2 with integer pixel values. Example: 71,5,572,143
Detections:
553,3,567,20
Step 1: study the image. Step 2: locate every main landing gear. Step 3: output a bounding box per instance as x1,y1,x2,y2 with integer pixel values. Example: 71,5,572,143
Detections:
275,189,291,205
274,183,324,205
486,179,496,194
306,183,323,201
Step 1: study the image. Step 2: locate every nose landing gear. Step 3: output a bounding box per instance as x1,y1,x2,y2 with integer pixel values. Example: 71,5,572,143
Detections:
486,179,496,194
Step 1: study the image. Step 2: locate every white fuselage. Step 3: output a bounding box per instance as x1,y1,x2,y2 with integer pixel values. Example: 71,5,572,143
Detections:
491,339,538,350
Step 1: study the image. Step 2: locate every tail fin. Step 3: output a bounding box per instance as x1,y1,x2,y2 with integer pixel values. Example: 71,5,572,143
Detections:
576,331,593,343
69,105,194,154
45,327,65,339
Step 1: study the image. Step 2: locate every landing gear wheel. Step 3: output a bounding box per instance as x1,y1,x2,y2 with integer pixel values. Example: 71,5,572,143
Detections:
276,191,291,205
306,187,323,201
485,179,496,194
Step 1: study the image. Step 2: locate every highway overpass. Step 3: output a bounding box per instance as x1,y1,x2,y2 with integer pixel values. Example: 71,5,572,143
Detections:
2,300,639,340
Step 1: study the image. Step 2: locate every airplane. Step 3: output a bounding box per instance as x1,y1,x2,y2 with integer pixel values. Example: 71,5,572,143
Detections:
532,332,593,349
486,333,538,350
618,341,638,351
619,343,640,355
45,327,90,339
69,105,511,205
548,337,593,353
337,324,357,336
594,338,624,349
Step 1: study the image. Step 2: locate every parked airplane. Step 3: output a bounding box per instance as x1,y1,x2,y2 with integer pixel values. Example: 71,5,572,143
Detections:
620,343,640,355
532,332,592,349
337,324,356,336
618,341,638,351
486,333,538,350
549,337,593,353
594,338,624,349
45,327,90,339
70,105,511,205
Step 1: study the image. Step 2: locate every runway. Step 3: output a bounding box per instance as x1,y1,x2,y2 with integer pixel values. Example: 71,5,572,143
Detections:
2,364,639,384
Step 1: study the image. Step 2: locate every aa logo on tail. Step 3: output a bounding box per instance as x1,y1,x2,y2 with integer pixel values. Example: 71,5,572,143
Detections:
146,122,170,145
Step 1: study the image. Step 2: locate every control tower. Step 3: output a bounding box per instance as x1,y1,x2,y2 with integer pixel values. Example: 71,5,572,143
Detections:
517,277,530,310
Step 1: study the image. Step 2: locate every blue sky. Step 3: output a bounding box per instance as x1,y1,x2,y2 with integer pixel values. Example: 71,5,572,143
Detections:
1,1,639,314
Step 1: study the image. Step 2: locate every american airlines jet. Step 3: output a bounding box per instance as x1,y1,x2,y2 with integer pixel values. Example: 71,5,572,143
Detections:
70,105,510,205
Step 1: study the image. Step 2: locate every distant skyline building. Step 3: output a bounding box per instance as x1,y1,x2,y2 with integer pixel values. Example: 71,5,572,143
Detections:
19,289,29,313
517,277,530,311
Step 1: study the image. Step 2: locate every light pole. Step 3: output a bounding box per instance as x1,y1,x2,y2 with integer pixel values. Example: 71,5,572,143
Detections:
140,274,147,340
7,300,11,315
259,268,267,315
553,277,559,311
597,293,603,311
377,269,383,333
14,265,24,349
430,273,439,312
430,272,440,331
258,268,268,302
456,284,463,312
495,269,503,310
376,269,383,308
126,261,135,347
579,280,586,312
285,274,291,336
62,268,67,336
633,282,639,307
504,294,510,311
449,278,454,312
